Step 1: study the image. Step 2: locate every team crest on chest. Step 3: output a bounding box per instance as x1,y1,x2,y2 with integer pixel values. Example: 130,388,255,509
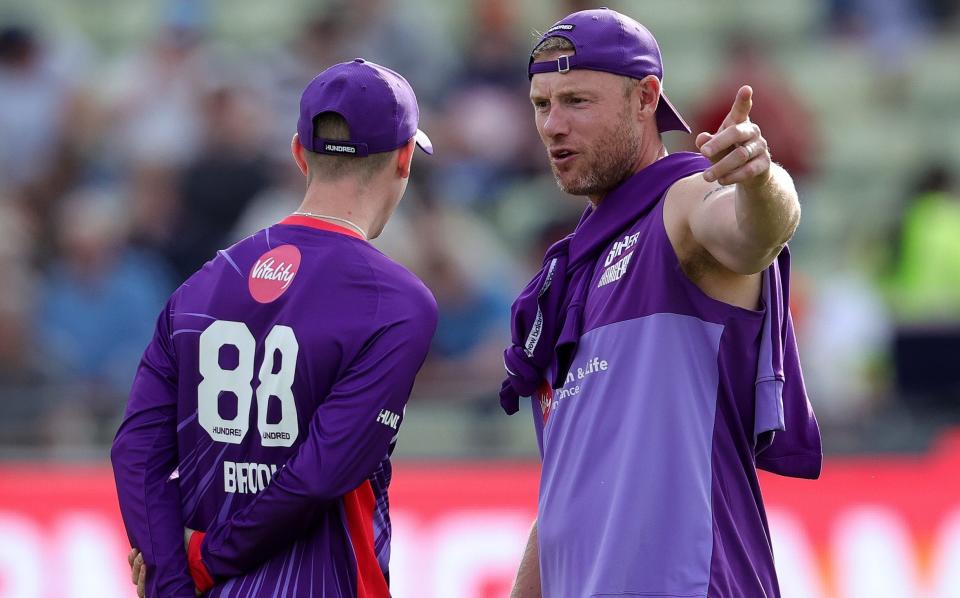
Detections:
538,379,554,424
598,232,639,288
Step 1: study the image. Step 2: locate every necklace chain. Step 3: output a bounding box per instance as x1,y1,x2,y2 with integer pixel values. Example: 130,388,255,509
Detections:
293,211,367,239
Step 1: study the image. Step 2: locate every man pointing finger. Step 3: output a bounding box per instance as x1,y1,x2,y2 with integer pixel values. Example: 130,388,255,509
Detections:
503,8,822,598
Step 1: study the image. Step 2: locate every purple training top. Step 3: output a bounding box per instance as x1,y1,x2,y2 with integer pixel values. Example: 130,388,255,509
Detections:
511,154,821,597
112,215,438,597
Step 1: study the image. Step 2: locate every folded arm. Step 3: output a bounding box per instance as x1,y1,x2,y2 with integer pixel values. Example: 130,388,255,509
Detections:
196,292,438,581
111,302,196,598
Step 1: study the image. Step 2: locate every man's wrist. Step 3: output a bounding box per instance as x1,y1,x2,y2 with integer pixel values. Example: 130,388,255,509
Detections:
737,165,775,197
187,531,215,594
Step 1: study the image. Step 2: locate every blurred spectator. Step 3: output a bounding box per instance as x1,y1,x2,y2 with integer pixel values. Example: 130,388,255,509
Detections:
164,82,271,279
0,0,950,455
824,0,925,104
256,0,453,157
0,22,91,217
255,9,354,161
338,0,455,103
689,35,821,185
0,202,52,446
432,0,543,207
101,13,210,169
801,270,892,424
230,159,303,241
884,164,960,321
881,164,960,410
127,162,180,252
36,189,175,417
378,194,517,397
922,0,960,31
419,238,509,369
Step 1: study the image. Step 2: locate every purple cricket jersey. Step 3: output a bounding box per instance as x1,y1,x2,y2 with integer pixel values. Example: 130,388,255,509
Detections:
508,154,821,597
111,215,438,598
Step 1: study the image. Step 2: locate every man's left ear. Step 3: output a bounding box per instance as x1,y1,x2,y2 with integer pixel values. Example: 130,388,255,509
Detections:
638,75,662,120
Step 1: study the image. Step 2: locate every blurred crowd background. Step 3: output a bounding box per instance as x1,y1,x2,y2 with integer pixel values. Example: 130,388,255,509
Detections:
0,0,959,460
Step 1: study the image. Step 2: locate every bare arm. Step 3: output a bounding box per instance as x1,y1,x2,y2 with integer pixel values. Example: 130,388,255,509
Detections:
684,86,800,275
511,520,541,598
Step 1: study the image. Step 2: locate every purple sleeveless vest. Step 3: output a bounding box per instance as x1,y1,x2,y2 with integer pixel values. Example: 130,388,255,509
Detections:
501,153,821,597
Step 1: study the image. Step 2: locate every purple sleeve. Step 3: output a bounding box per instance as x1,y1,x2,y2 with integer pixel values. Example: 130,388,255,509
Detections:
200,289,438,579
111,302,196,598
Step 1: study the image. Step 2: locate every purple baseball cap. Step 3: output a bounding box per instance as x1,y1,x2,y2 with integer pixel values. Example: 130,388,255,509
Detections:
528,8,690,134
297,58,433,157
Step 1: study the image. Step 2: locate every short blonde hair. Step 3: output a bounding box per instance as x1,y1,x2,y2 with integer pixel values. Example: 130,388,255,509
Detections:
531,35,575,60
304,113,393,182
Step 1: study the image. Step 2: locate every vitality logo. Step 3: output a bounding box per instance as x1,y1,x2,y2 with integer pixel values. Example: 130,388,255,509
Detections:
249,244,302,303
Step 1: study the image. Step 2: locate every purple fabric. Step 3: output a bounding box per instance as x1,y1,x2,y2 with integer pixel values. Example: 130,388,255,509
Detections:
538,315,724,598
297,58,432,156
500,152,710,414
531,180,821,598
754,247,822,479
512,153,821,595
112,220,438,596
528,8,690,134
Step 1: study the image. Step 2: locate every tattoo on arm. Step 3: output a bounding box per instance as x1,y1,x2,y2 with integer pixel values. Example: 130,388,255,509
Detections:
703,185,731,202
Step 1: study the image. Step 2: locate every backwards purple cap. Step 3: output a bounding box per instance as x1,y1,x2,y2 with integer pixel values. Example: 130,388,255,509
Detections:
528,8,690,134
297,58,433,157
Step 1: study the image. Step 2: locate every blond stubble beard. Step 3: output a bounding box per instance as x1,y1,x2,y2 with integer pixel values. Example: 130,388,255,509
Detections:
550,110,642,198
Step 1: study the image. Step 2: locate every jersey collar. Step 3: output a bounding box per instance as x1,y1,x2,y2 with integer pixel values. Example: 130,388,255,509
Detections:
279,214,366,241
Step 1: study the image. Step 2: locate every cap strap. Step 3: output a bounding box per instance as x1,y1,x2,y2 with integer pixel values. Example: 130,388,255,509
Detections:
528,54,582,79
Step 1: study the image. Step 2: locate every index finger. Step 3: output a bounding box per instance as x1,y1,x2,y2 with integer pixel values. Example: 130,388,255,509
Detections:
717,85,753,132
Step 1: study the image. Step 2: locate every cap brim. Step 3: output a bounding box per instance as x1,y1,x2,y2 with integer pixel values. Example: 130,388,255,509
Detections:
656,92,691,134
414,128,433,155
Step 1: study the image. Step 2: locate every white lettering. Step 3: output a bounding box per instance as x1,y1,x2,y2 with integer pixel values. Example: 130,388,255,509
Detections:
57,514,128,598
224,462,236,493
0,514,43,598
767,509,829,598
523,308,544,358
237,464,248,494
377,409,401,430
931,508,960,598
598,252,633,287
251,258,296,289
834,506,920,598
224,461,280,494
325,143,357,154
604,233,640,267
257,464,270,489
538,259,558,297
576,357,610,380
212,426,243,437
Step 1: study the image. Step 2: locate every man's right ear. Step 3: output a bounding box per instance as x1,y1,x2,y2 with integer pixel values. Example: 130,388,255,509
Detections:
396,138,416,179
291,133,309,177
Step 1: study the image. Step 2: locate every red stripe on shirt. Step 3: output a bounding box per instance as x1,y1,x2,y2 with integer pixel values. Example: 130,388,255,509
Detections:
344,480,389,598
279,215,365,240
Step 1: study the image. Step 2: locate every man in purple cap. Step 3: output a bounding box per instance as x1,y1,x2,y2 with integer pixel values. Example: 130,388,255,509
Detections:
502,8,822,598
112,58,436,597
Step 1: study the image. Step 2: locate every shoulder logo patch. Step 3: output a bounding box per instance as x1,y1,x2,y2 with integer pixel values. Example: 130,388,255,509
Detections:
249,244,301,303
